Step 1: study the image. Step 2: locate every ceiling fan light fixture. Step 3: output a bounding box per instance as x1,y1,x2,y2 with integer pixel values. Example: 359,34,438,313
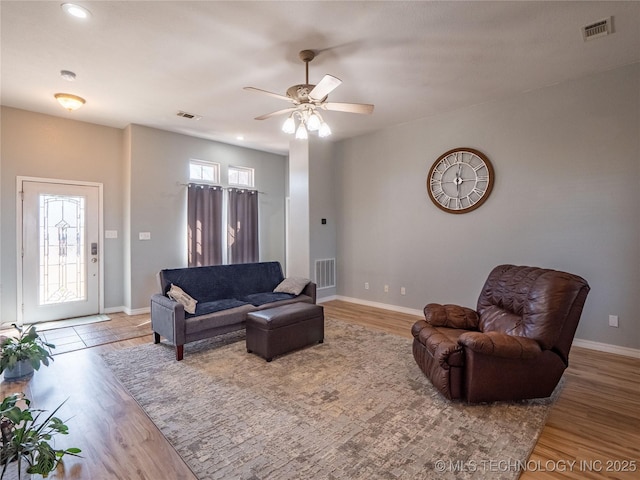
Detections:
295,123,308,140
282,115,296,134
54,93,86,111
246,49,373,142
318,121,332,138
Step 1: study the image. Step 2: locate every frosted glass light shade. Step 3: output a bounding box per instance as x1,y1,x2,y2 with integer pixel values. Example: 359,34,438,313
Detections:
54,93,86,111
282,116,296,134
307,112,321,131
318,122,332,137
295,124,308,140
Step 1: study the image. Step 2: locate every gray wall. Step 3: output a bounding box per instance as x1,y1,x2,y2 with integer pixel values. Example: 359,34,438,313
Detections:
309,138,337,299
335,63,640,349
287,138,311,278
0,107,125,320
0,109,287,319
127,125,287,310
285,137,338,298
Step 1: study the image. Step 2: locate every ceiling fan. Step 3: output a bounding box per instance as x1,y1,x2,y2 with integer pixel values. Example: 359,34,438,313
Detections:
244,50,374,138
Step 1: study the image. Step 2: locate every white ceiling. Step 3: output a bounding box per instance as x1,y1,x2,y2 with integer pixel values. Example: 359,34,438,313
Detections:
2,1,639,154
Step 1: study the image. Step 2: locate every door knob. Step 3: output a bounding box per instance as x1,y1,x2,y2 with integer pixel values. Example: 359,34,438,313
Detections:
91,257,98,263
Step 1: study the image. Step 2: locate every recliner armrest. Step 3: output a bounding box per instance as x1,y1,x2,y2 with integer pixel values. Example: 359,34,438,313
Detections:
458,331,542,359
424,303,479,330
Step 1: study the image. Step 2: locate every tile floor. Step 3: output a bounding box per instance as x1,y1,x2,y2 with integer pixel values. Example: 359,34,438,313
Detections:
1,312,152,355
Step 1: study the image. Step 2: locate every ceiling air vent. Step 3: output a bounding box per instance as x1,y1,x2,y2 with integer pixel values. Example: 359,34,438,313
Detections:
582,17,612,41
176,111,202,120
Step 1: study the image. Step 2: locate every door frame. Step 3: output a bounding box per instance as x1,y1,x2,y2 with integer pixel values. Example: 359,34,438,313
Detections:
16,176,105,325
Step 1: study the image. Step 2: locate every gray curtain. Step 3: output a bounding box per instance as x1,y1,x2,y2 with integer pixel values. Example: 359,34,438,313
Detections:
227,188,259,264
188,184,223,267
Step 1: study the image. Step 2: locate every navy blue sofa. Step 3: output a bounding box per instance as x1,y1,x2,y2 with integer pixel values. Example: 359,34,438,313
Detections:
150,261,316,360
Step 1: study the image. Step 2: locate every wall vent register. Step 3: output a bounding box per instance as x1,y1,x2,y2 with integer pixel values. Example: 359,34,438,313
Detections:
315,258,336,289
582,17,612,41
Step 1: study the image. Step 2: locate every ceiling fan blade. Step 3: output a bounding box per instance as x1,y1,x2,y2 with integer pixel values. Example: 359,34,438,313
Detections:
244,86,294,103
254,107,297,120
323,102,375,114
308,75,342,101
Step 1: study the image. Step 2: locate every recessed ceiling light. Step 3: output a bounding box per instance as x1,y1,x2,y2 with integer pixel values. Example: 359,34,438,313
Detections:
61,3,91,19
236,135,245,141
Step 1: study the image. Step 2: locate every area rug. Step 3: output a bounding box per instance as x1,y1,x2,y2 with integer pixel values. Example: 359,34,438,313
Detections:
102,318,560,480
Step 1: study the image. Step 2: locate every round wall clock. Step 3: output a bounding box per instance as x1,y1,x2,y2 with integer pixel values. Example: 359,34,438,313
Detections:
426,147,494,214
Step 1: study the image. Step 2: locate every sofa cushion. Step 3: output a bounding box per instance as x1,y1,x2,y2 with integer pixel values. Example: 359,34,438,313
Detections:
424,303,479,330
477,264,589,349
185,304,254,335
185,298,250,319
273,277,310,296
458,331,542,359
477,304,523,335
242,292,296,307
159,261,285,304
167,283,197,314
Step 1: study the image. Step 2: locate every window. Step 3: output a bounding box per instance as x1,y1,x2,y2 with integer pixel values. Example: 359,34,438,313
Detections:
190,160,220,184
186,163,259,265
228,166,254,188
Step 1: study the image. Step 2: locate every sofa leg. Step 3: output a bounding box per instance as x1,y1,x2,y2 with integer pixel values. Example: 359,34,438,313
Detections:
176,345,184,361
153,332,160,344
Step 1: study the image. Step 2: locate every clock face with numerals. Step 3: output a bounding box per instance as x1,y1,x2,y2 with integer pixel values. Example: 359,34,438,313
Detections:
427,148,494,214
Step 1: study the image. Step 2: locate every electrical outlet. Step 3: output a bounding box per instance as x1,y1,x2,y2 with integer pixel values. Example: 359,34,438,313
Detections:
364,282,369,290
608,315,619,328
384,285,389,293
401,287,406,295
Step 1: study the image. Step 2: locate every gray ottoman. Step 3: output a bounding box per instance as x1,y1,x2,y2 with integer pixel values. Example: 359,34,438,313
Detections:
246,303,324,361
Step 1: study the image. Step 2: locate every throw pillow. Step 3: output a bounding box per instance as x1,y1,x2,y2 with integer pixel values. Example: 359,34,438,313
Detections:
273,277,310,296
167,283,197,314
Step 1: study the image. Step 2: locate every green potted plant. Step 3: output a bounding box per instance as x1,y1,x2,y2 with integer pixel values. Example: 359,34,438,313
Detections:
0,325,55,381
1,393,81,479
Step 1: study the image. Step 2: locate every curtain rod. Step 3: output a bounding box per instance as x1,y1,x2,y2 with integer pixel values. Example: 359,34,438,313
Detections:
177,182,266,194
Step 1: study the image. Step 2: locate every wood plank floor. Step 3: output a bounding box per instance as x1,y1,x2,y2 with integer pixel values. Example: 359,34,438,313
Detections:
1,300,638,479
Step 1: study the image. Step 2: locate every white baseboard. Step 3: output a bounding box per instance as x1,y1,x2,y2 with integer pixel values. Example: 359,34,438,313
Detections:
328,296,640,359
317,295,338,303
572,338,640,359
125,306,151,316
104,306,125,314
105,306,150,316
332,295,423,317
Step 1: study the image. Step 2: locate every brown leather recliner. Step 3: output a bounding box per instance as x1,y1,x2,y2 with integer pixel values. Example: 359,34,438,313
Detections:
411,264,590,403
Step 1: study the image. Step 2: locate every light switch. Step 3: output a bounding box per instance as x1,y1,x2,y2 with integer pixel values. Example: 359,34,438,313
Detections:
105,230,118,239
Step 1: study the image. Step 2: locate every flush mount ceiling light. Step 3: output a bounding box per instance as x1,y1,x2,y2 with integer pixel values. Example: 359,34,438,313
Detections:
61,3,92,19
54,93,86,111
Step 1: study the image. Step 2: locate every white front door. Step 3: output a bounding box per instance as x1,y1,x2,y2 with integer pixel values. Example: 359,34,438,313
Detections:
20,179,101,323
